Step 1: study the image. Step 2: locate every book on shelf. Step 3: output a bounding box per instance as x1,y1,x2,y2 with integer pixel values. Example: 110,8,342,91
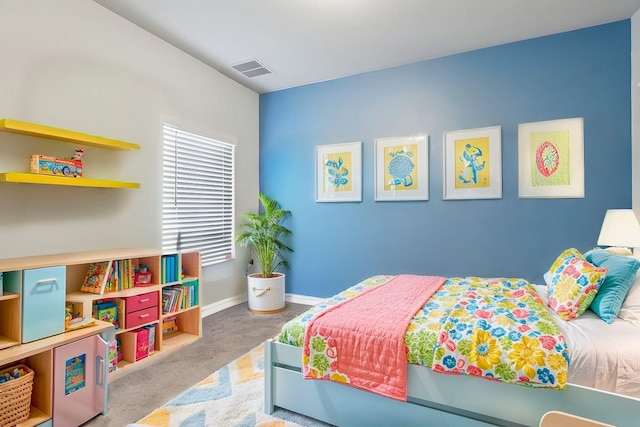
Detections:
115,298,125,330
161,281,198,314
103,259,136,292
80,260,113,295
182,279,199,306
144,324,156,355
65,317,96,331
162,287,180,314
161,254,180,283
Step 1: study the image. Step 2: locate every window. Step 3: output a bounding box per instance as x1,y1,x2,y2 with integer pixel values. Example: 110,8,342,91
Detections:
162,122,235,266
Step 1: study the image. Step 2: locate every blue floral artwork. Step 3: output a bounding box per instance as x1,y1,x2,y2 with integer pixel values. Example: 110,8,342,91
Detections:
325,157,349,189
317,142,361,202
387,149,415,188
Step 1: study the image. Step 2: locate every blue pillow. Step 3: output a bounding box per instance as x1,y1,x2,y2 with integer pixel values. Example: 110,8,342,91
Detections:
584,249,640,323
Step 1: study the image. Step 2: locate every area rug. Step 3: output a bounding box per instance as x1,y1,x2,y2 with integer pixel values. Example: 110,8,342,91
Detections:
128,343,307,427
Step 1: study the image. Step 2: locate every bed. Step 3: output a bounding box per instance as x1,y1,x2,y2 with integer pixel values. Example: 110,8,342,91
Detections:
264,248,640,427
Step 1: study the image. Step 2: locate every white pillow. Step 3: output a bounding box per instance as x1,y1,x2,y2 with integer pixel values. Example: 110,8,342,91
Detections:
618,271,640,325
543,271,553,288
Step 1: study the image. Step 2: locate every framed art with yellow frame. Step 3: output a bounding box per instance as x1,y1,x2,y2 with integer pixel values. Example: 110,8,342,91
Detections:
518,117,584,198
374,134,428,201
443,126,502,200
316,141,362,202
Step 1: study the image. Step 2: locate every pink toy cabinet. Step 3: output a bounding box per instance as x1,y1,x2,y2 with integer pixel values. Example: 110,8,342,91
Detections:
52,334,109,426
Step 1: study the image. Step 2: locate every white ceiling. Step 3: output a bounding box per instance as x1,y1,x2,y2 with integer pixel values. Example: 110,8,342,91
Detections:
94,0,640,94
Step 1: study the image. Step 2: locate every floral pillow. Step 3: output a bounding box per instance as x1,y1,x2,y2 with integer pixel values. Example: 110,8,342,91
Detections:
545,248,608,320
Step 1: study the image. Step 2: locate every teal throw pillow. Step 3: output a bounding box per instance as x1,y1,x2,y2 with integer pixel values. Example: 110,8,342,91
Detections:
585,249,640,323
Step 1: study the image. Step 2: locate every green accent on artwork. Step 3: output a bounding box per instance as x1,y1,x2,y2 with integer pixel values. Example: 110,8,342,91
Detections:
530,130,570,186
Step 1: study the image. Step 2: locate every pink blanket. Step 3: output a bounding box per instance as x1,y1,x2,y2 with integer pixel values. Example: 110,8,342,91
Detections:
303,274,446,400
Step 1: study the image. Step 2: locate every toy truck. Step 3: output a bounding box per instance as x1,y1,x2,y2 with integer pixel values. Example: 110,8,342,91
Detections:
30,154,83,177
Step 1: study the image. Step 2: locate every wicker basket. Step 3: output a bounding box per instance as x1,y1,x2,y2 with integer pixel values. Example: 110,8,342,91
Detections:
0,364,34,427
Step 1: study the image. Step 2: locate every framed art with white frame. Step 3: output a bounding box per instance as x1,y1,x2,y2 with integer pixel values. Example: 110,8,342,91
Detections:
316,141,362,202
443,126,502,200
374,134,429,201
518,117,584,199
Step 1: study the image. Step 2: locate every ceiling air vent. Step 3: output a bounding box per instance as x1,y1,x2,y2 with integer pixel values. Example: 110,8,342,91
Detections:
232,59,272,78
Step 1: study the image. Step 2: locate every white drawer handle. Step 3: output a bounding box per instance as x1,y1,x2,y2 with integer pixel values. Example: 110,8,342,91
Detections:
139,298,150,303
139,313,150,318
32,278,60,294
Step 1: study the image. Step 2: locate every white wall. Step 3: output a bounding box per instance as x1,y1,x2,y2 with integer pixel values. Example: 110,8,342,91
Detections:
0,0,259,306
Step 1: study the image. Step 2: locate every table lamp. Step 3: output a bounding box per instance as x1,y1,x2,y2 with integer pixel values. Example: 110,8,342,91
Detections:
597,209,640,254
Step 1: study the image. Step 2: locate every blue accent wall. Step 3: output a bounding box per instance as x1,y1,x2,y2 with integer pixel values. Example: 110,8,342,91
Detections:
259,21,632,298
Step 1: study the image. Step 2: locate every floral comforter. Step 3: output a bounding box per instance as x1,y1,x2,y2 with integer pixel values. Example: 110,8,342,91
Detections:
278,275,570,390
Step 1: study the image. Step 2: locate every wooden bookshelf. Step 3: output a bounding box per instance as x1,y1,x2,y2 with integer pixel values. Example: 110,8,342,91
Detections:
0,248,202,426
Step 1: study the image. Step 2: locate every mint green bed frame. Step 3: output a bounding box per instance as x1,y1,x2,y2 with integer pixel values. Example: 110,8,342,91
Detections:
265,339,640,427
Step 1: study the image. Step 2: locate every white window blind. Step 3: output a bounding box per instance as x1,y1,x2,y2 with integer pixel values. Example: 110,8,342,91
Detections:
162,123,235,266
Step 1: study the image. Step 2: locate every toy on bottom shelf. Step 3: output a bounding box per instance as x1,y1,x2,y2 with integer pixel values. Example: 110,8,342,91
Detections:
135,328,149,361
0,366,28,384
162,316,178,335
30,148,84,178
108,339,118,373
144,324,156,355
116,338,123,363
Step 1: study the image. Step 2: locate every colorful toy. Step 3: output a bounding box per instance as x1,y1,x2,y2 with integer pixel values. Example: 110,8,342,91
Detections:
72,148,84,161
30,154,83,177
162,317,178,334
0,367,27,384
94,300,119,329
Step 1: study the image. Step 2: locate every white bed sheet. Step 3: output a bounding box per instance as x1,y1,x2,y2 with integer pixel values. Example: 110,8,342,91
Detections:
533,284,640,398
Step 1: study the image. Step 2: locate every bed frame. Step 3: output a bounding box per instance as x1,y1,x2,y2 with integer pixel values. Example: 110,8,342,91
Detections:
264,339,640,427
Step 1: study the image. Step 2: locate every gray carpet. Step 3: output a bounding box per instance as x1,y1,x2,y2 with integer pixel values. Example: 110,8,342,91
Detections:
82,302,331,426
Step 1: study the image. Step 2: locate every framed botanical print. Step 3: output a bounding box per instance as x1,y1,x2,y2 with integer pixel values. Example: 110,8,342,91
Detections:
315,141,362,202
374,134,428,201
443,126,502,200
518,118,584,198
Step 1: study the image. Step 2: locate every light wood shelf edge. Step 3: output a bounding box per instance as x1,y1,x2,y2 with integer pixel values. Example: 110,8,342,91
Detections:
0,118,140,151
0,172,140,188
0,291,19,302
161,331,200,353
0,248,160,271
0,322,113,367
15,405,48,427
0,336,20,351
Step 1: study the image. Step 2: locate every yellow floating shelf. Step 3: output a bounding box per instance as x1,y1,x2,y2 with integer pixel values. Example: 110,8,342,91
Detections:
0,118,140,151
0,173,140,188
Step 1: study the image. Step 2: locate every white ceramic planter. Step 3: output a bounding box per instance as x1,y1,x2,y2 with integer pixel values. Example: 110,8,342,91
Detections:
247,272,285,314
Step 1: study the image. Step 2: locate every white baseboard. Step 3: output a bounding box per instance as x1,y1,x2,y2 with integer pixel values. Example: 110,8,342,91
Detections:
201,294,247,318
285,293,324,306
201,293,323,317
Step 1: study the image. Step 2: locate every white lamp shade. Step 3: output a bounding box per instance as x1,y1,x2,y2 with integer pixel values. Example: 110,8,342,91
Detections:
597,209,640,248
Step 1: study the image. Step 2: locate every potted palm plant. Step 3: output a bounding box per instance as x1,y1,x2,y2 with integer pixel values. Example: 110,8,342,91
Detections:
236,193,293,314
